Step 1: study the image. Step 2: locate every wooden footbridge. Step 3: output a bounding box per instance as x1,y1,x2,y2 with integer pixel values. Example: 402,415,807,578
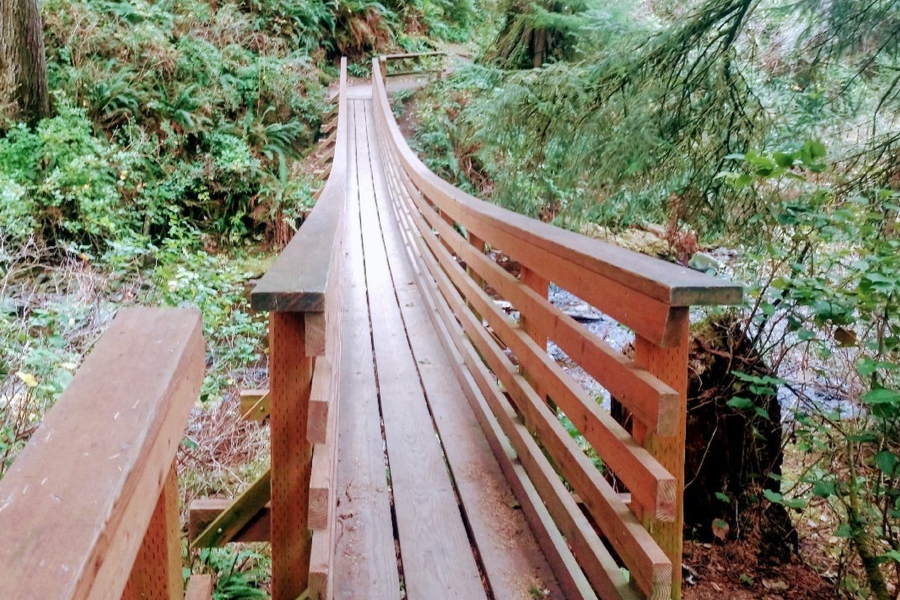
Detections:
0,57,741,600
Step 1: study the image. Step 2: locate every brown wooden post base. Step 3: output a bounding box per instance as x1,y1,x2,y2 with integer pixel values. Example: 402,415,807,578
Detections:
269,311,315,600
123,465,183,600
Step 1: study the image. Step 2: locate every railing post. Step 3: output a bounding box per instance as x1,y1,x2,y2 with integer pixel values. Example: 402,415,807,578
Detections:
269,311,315,600
519,266,551,404
634,312,690,600
519,266,549,348
123,464,183,600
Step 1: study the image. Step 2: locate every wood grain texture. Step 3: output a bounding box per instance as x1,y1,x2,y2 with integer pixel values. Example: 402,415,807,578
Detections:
269,311,314,600
356,100,487,600
122,465,182,600
308,358,332,445
305,312,327,357
635,330,690,600
189,499,270,543
0,308,204,600
332,100,400,600
370,111,565,600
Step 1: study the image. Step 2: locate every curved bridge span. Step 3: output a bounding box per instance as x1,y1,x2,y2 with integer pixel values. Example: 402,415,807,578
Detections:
0,56,741,600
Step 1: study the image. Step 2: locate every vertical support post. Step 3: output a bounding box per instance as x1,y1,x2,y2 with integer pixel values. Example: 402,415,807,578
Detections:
634,311,689,600
270,311,315,600
519,266,549,348
520,266,551,404
466,231,485,290
438,209,456,254
123,464,183,600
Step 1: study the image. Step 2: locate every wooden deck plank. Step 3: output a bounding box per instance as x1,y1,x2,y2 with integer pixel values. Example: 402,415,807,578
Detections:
355,101,488,600
366,103,565,600
331,100,401,600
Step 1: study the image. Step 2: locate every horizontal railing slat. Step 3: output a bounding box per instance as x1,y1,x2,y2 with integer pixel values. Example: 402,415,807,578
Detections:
385,160,671,598
0,307,205,600
398,168,677,517
401,161,680,434
371,65,741,315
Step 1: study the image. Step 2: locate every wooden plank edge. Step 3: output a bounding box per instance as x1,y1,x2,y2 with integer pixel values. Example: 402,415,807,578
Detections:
190,470,272,548
185,574,214,600
189,499,270,543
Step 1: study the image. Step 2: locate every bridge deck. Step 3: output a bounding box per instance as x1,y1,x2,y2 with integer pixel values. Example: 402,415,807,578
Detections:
332,86,563,600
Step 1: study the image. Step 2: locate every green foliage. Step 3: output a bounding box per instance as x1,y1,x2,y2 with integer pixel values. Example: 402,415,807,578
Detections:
197,547,269,599
727,144,900,598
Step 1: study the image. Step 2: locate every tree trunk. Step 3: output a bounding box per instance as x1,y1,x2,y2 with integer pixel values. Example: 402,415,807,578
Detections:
0,0,50,123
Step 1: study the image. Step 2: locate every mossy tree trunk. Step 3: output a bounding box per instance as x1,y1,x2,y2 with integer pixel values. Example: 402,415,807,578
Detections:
0,0,50,123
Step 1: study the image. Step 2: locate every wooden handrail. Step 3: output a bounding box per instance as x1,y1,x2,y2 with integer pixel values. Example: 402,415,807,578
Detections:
371,56,742,600
371,58,740,345
251,57,349,313
0,308,205,600
248,58,348,600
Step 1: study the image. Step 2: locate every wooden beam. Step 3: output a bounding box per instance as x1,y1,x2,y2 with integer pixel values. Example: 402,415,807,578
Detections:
185,575,214,600
635,331,690,600
240,389,270,421
270,312,314,599
251,59,349,314
0,308,204,600
123,465,183,600
190,470,271,548
305,312,327,357
189,499,270,544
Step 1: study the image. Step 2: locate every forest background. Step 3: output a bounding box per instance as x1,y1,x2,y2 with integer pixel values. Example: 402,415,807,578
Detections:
1,0,899,597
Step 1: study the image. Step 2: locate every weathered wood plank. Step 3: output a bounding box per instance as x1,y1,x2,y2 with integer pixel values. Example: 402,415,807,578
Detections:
191,470,271,548
189,499,270,543
370,110,565,600
331,100,400,600
356,101,487,600
0,308,204,600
